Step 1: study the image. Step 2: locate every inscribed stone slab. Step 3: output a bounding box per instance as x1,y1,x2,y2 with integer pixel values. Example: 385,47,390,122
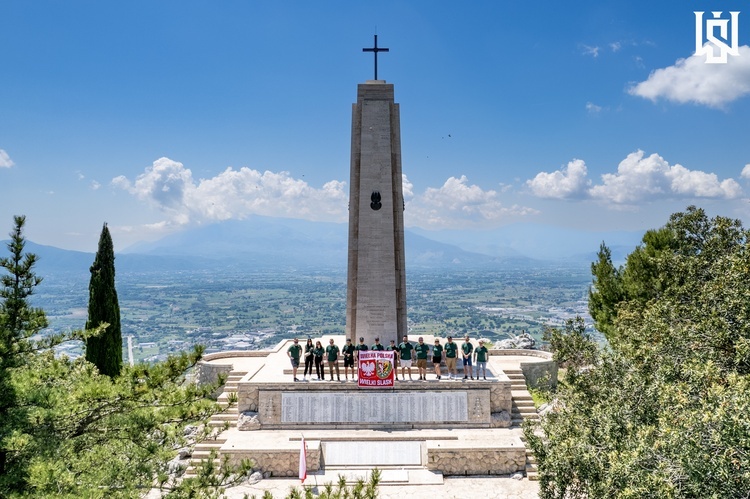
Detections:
281,391,467,424
324,441,421,466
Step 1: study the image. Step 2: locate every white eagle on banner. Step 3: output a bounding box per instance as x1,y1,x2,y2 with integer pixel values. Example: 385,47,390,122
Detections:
361,361,376,376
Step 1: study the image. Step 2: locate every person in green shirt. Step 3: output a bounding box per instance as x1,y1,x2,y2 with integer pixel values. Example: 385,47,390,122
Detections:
287,338,303,382
432,338,444,380
474,339,489,380
355,336,369,362
313,340,325,380
397,335,414,381
371,337,385,351
414,337,430,381
462,335,474,380
325,338,341,381
444,336,458,380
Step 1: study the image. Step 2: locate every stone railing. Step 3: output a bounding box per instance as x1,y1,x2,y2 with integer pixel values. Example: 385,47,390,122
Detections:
490,349,558,390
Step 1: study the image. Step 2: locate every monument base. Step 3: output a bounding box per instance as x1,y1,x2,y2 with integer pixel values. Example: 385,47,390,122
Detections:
195,337,555,480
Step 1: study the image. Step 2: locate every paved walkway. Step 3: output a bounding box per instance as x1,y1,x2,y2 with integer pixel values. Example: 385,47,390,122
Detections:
224,475,540,499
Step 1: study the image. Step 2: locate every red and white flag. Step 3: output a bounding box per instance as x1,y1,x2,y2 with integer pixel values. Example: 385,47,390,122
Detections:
299,436,307,483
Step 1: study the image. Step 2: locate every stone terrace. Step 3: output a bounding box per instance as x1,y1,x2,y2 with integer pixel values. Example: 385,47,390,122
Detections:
194,336,555,484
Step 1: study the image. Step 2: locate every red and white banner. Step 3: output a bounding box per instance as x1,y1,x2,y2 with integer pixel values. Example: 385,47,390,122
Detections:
358,351,395,388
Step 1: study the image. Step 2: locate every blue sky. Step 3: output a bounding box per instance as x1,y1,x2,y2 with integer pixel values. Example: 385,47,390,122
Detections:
1,1,749,252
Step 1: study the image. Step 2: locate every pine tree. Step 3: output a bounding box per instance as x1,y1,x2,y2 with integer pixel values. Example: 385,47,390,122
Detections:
85,223,122,377
0,215,48,489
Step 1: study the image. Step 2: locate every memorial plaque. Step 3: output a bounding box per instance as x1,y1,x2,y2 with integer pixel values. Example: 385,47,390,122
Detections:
324,441,421,466
281,391,468,424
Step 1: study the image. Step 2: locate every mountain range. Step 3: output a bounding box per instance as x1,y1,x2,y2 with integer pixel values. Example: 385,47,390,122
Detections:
7,217,646,275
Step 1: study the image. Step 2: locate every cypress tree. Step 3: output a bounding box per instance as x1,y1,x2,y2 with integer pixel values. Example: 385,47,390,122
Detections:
85,223,122,377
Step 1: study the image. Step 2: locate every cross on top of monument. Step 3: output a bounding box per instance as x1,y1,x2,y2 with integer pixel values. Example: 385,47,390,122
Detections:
362,34,389,80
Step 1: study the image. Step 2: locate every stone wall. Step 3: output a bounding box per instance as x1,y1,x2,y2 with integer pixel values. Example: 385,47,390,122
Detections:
237,382,258,413
489,381,512,413
426,445,525,475
521,359,558,390
252,387,503,429
196,362,232,396
490,349,558,390
226,441,321,477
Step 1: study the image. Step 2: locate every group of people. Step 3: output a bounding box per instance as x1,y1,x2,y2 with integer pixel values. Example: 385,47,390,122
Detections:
286,334,490,382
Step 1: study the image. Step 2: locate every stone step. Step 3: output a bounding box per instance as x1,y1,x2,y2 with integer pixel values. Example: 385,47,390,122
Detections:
193,445,225,454
512,394,533,402
208,420,236,428
526,455,537,464
185,459,222,476
526,463,538,473
512,411,540,420
527,471,539,481
315,468,443,485
513,400,535,408
211,413,239,422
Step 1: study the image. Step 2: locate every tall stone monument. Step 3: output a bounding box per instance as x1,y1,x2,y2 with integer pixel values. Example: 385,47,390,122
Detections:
345,36,407,347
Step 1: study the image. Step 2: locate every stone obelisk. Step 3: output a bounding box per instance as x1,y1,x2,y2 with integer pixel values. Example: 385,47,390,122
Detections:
346,36,407,348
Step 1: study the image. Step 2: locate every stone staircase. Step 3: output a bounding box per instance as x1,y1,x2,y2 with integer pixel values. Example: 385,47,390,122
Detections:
505,368,540,481
185,437,226,476
185,370,246,475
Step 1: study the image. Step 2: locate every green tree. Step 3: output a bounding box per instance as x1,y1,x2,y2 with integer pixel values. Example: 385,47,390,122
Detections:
527,206,750,498
0,216,249,497
85,223,123,377
0,215,48,490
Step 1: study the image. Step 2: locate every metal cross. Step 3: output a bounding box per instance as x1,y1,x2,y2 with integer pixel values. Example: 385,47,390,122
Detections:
362,34,389,80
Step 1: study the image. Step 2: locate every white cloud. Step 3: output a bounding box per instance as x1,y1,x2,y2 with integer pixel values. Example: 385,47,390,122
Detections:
112,157,349,225
610,42,622,52
401,174,414,200
581,45,600,58
0,149,14,168
629,45,750,108
115,159,539,230
527,159,591,199
591,151,742,202
741,164,750,180
528,151,742,205
90,180,101,190
586,102,603,114
405,175,538,228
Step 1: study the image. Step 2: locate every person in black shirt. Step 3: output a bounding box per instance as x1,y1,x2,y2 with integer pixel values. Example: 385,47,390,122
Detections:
342,338,356,381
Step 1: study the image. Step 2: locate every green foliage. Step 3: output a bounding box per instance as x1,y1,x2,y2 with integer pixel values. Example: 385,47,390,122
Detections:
0,216,244,498
0,216,49,489
543,317,597,372
280,469,380,499
528,206,750,498
85,223,123,377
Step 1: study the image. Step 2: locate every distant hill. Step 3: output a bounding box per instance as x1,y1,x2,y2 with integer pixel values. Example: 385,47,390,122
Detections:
123,216,539,270
4,217,643,275
409,223,644,264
